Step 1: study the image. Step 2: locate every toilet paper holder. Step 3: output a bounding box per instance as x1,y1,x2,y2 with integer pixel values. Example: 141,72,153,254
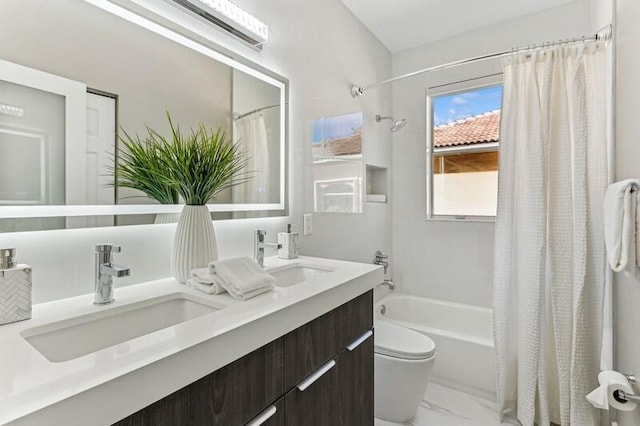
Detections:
615,374,640,405
613,389,640,405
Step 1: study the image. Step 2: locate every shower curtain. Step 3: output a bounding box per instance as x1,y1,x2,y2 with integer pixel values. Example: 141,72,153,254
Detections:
493,42,609,426
233,114,270,204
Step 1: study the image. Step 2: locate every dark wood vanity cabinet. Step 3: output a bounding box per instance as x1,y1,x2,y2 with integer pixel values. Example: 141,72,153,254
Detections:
113,338,284,426
114,290,373,426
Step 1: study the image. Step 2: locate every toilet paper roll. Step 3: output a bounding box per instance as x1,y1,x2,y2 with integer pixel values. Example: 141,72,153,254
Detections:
599,370,630,387
607,378,637,412
587,371,638,411
587,386,608,409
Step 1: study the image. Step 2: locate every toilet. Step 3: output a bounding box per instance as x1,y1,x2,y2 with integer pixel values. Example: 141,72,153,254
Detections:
374,319,436,423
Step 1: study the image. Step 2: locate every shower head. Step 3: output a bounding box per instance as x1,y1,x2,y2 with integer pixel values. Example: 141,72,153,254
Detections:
390,118,407,132
376,115,407,132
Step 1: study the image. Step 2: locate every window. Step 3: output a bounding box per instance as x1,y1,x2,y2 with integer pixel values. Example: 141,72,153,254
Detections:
426,75,503,220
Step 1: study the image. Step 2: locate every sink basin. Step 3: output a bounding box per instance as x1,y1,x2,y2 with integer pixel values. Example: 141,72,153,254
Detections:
22,293,224,362
268,264,335,287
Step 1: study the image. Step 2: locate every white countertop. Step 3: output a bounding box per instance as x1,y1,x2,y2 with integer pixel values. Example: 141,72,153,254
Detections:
0,256,382,426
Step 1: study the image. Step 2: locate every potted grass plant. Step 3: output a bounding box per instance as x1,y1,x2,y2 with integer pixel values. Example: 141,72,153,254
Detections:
115,113,250,282
162,115,250,282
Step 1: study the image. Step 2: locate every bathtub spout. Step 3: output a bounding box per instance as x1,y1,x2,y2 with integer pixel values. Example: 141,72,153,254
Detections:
379,279,396,291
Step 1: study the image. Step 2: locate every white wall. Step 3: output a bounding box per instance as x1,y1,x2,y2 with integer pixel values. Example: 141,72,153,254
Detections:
612,0,640,424
0,0,392,303
434,171,498,217
589,0,613,29
390,1,591,307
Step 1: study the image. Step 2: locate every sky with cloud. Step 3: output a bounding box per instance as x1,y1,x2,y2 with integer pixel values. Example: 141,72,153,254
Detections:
433,85,503,126
312,112,363,144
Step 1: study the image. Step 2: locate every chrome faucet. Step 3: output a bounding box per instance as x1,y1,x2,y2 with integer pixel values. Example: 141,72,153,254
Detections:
254,230,282,268
374,251,395,291
94,244,130,305
374,250,389,274
379,279,396,291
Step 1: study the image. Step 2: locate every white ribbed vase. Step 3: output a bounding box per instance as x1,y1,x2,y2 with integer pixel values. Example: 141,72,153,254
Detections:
172,205,218,283
154,212,181,224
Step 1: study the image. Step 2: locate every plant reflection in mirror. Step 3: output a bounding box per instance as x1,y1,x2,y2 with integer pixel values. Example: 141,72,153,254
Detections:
112,112,253,205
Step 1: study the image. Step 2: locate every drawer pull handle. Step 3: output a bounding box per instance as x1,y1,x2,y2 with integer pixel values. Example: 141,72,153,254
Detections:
347,330,373,351
297,360,336,391
246,405,277,426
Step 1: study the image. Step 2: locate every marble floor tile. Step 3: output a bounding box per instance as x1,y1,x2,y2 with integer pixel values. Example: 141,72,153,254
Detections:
374,383,499,426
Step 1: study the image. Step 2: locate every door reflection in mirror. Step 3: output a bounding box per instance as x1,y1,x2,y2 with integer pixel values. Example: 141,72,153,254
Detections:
0,80,64,206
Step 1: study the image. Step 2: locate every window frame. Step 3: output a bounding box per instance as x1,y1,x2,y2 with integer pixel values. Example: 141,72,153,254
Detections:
425,73,503,222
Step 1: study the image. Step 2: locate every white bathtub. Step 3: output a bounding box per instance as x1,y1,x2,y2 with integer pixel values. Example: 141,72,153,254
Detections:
375,293,496,401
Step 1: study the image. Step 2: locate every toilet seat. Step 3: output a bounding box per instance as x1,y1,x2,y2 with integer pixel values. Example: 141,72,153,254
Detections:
374,320,436,360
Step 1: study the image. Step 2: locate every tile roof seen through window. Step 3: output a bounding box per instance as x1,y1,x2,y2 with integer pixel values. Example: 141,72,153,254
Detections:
434,110,500,148
312,132,362,157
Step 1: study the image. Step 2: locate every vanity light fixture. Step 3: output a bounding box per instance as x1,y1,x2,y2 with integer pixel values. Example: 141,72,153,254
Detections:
172,0,268,49
0,103,24,117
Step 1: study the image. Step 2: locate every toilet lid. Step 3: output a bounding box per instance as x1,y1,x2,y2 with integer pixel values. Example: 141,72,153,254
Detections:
374,320,436,360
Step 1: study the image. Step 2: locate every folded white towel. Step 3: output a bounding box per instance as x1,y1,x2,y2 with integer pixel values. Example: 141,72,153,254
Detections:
186,278,225,294
190,268,226,294
222,285,273,301
604,179,640,273
209,256,275,300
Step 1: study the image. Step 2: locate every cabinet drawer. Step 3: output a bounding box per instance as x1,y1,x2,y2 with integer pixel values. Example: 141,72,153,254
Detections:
283,290,372,390
284,330,374,426
336,331,374,425
113,338,284,426
284,354,340,426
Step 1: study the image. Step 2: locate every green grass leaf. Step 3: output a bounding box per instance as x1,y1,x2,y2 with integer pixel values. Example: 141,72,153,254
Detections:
110,112,252,206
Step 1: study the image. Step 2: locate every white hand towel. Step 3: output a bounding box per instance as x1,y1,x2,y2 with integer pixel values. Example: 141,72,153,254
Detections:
190,268,226,294
222,285,273,301
209,256,275,300
604,179,640,273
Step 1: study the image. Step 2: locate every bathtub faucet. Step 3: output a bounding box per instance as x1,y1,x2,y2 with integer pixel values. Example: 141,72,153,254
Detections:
379,279,395,291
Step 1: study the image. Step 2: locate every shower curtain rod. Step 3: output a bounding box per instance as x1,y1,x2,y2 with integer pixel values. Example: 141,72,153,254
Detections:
234,102,286,121
350,24,612,99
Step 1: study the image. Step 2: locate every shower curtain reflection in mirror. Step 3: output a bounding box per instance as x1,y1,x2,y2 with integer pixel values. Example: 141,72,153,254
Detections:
233,114,269,203
231,69,282,212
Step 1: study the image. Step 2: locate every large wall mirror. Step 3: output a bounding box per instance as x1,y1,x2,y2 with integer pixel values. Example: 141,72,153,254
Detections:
0,0,287,232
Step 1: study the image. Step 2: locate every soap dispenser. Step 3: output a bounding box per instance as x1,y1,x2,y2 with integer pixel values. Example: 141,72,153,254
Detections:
278,224,299,259
0,248,32,325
